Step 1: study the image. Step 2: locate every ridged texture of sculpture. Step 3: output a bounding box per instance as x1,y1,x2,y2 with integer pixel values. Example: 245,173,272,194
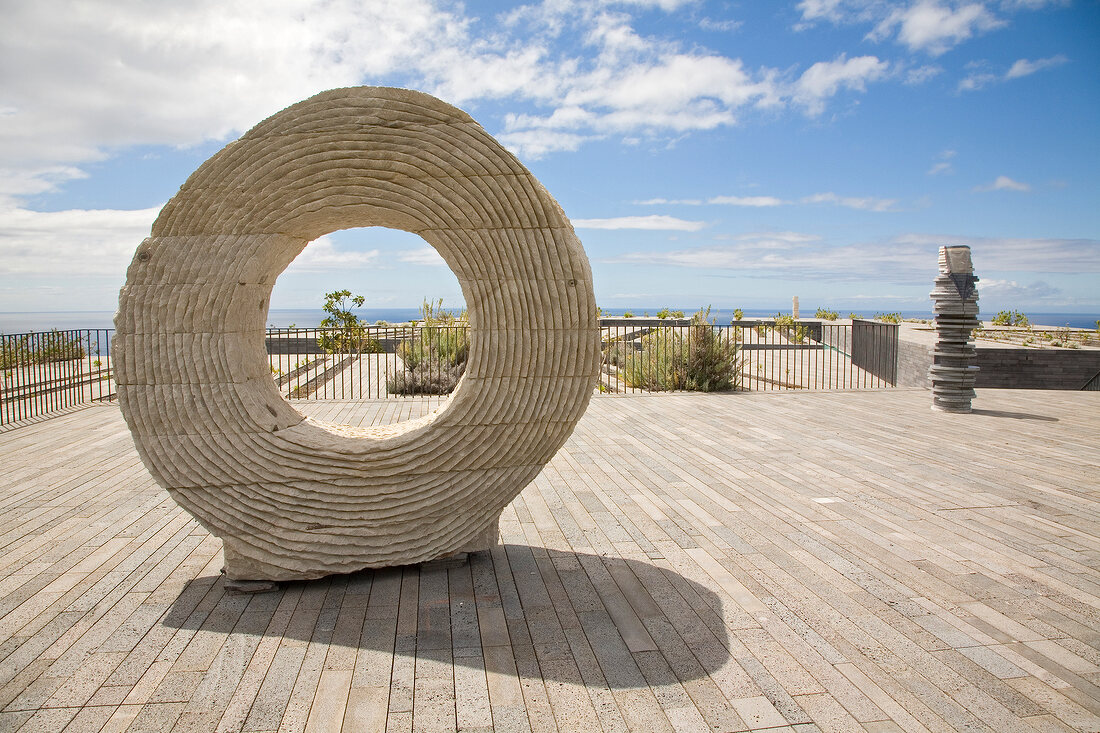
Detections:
114,87,600,581
929,245,979,413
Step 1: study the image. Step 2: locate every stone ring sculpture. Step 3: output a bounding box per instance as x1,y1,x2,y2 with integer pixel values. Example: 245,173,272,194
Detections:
115,87,600,582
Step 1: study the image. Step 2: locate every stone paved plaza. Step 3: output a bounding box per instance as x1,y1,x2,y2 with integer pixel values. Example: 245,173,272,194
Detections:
1,389,1098,732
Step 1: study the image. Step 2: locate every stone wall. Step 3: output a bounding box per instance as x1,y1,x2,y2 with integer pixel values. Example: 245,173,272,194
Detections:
896,325,1100,390
974,349,1100,389
896,336,933,388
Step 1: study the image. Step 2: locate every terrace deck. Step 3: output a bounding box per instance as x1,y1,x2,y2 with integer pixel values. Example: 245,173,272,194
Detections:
1,389,1098,732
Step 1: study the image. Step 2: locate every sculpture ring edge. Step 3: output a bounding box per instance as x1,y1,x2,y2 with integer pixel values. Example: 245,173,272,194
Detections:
114,87,600,581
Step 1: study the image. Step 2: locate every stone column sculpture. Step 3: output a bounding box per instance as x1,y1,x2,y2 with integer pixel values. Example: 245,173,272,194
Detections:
929,245,979,412
115,87,600,582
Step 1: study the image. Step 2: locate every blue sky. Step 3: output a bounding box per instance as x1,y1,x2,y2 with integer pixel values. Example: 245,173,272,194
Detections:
1,0,1097,316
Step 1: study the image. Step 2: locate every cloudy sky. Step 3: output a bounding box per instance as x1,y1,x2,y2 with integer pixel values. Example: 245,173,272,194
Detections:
1,0,1097,316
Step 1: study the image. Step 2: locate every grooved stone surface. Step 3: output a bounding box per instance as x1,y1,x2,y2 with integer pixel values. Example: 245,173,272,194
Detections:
114,87,599,580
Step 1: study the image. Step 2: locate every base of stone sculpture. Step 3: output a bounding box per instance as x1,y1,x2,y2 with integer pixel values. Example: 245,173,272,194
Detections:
219,514,501,582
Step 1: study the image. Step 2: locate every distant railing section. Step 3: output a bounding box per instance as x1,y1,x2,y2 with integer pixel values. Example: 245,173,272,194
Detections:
1,329,115,426
266,324,470,400
1,320,900,425
599,320,898,393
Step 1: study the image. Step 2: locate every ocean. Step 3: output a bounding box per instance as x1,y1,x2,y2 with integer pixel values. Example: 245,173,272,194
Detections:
1,308,1097,333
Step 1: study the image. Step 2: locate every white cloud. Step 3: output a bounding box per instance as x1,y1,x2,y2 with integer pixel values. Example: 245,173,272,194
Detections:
0,0,472,192
927,149,956,175
1005,54,1069,79
606,232,1100,282
802,192,899,211
634,198,704,205
698,18,744,32
973,175,1030,192
496,129,594,158
283,237,380,273
870,1,1005,55
905,64,944,84
398,246,447,266
792,55,890,115
708,195,787,207
959,54,1068,91
957,70,998,91
573,215,706,231
795,0,887,27
0,203,160,276
979,278,1060,299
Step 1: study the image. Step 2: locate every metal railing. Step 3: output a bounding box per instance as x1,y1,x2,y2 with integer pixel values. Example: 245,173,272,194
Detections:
599,319,898,393
1,329,115,426
1,319,899,426
266,325,469,400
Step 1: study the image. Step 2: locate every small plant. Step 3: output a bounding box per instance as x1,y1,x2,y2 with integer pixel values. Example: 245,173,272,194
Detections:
621,306,740,392
815,307,839,321
874,312,902,324
388,299,469,395
656,308,685,319
772,313,808,343
733,308,743,321
848,313,861,320
317,289,382,355
992,309,1029,327
622,311,634,318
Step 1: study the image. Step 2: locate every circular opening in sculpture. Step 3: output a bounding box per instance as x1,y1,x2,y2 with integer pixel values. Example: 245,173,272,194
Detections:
267,227,469,427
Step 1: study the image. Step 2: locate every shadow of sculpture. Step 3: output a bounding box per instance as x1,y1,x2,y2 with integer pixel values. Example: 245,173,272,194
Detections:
970,408,1059,422
162,544,730,688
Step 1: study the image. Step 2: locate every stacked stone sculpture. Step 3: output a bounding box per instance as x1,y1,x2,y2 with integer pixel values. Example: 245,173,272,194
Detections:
115,87,600,582
929,245,980,412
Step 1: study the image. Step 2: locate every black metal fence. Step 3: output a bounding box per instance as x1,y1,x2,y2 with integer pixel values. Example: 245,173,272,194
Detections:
1,319,899,425
1,329,115,426
266,324,469,400
599,319,898,393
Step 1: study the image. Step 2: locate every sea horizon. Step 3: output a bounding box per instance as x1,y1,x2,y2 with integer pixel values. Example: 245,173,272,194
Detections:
2,308,1098,333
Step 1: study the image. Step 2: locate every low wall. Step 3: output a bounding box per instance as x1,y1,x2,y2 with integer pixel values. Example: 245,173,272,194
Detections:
975,349,1100,389
896,336,934,388
896,325,1100,390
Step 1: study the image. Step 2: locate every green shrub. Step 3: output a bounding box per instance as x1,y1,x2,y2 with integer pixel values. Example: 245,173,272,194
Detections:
621,307,740,392
656,308,685,319
992,309,1029,327
733,308,743,321
0,330,86,368
772,313,808,343
603,337,632,368
874,312,902,324
848,313,862,320
388,299,469,395
815,307,839,321
317,289,382,354
622,311,634,318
